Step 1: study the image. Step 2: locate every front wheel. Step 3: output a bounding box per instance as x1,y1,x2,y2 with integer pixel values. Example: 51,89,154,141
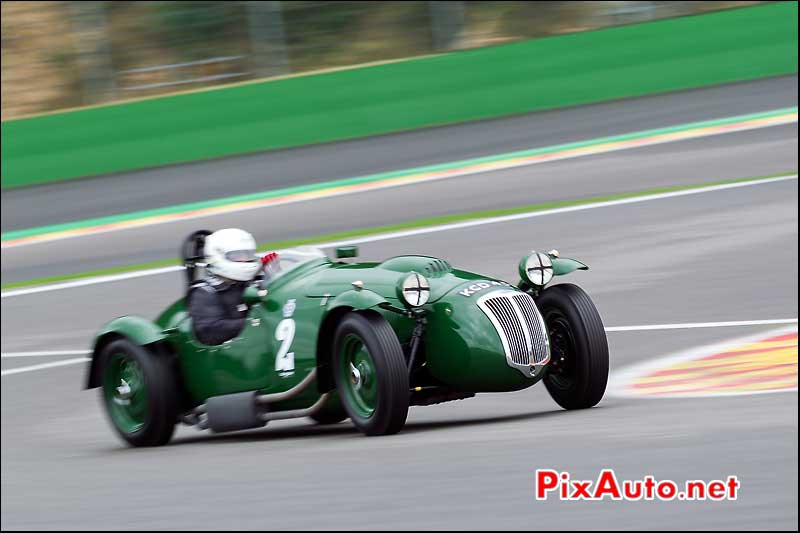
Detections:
536,284,608,410
99,339,177,446
332,312,409,436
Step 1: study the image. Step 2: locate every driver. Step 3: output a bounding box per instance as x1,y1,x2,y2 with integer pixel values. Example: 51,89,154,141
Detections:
187,228,275,345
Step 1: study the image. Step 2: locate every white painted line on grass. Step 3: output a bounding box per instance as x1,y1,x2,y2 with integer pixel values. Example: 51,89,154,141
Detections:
1,357,90,377
2,173,797,299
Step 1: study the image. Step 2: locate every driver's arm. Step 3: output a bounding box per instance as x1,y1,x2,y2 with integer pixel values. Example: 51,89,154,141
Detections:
187,286,246,345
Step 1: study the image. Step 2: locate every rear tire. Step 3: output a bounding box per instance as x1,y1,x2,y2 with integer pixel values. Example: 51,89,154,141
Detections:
536,284,608,410
99,339,177,446
332,312,409,436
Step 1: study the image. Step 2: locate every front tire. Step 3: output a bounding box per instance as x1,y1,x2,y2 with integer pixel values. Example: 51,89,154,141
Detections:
536,284,608,410
332,312,409,436
99,339,177,446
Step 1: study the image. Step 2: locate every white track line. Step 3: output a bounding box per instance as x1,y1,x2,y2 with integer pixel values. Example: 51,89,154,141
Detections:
1,350,91,358
2,319,796,377
2,174,796,299
605,319,798,332
1,357,90,377
1,265,181,299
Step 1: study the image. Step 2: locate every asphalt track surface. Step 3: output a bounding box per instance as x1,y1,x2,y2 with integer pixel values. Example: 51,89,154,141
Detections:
1,75,797,232
2,81,798,530
1,121,798,283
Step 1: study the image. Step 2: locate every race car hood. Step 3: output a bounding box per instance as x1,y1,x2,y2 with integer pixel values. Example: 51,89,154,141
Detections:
308,255,514,305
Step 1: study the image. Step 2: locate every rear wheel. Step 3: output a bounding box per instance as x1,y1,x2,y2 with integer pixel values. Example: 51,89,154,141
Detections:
536,284,608,409
333,312,409,436
99,339,177,446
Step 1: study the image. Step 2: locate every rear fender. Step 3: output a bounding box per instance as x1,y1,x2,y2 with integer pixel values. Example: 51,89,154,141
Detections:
85,316,167,389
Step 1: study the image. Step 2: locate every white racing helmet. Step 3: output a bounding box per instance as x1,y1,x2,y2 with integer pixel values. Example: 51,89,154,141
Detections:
204,228,260,282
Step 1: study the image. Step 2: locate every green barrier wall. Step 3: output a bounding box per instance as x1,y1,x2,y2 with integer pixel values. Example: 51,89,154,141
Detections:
2,2,797,189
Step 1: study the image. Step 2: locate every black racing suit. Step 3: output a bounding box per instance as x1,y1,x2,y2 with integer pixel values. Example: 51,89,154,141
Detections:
186,277,249,345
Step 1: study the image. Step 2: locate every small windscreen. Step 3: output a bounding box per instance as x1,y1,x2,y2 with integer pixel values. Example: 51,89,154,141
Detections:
224,249,257,263
261,247,327,284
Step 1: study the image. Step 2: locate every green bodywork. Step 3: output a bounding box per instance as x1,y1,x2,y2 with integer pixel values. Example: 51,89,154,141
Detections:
88,250,587,411
552,257,589,276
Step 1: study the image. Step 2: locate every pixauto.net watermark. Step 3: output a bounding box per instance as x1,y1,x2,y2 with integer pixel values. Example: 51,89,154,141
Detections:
535,470,740,501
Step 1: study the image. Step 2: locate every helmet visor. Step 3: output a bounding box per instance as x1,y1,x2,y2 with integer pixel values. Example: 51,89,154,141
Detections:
224,249,257,263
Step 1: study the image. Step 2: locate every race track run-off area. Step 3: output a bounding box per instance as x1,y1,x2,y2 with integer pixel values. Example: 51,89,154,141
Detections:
611,328,798,398
1,89,798,529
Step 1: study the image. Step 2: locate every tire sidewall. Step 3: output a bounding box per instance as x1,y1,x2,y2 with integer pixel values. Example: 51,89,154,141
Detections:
99,338,176,446
332,312,408,435
536,283,608,409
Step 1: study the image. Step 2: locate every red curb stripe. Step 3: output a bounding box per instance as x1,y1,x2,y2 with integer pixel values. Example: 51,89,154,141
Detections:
701,343,796,361
647,359,797,378
631,363,797,389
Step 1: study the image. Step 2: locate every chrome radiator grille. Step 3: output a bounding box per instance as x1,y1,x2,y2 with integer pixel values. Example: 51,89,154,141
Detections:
512,294,550,365
477,290,551,375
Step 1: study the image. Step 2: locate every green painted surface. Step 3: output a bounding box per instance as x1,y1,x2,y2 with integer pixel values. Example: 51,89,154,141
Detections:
155,259,332,403
552,257,589,276
94,315,167,348
2,2,796,189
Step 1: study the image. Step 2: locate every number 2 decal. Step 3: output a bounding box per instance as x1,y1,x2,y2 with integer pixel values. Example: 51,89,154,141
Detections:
275,318,296,374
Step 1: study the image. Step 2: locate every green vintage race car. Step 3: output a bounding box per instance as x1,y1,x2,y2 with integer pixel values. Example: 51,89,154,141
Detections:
86,231,608,446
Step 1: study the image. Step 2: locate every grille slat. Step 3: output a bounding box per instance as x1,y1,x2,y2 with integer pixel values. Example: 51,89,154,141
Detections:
478,291,551,375
487,299,526,365
497,299,527,365
486,300,517,363
514,294,550,365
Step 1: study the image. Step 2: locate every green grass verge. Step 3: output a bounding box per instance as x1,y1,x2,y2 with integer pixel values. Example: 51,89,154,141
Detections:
2,171,794,291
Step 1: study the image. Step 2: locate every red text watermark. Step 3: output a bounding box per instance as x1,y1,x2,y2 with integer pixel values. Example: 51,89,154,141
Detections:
535,469,740,501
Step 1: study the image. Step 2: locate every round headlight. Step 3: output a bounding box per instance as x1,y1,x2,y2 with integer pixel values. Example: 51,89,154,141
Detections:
399,272,431,307
520,251,554,287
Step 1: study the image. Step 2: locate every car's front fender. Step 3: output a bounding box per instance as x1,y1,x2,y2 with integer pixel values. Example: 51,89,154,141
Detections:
314,289,393,392
85,316,166,389
552,256,589,276
324,289,389,313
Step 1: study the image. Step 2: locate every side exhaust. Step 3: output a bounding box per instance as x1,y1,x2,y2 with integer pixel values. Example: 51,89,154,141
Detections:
186,370,328,433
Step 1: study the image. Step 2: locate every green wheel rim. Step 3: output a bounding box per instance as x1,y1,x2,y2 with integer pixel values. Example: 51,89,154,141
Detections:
103,352,148,434
338,334,378,419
